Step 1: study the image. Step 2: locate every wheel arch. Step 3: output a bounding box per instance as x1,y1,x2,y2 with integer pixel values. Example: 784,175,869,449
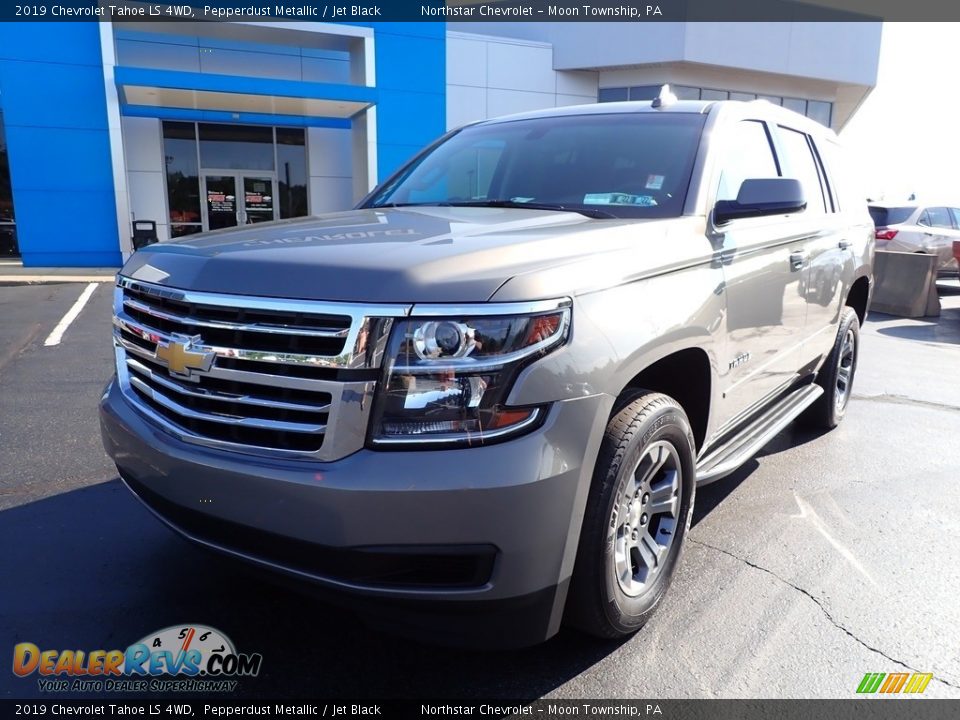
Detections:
618,346,713,453
845,274,871,325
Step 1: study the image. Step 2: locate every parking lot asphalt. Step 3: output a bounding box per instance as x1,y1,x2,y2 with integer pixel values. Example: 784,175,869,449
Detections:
1,281,959,700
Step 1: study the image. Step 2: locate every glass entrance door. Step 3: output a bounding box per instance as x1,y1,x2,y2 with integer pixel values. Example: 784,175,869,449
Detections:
202,173,277,231
203,175,239,231
241,176,276,225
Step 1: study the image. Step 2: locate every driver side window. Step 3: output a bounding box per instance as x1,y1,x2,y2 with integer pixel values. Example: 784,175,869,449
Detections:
716,120,781,203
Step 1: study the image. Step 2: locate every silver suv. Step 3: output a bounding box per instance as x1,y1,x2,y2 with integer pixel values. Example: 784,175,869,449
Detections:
100,95,874,647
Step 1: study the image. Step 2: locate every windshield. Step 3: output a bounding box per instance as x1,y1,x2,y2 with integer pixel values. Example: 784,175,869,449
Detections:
869,206,915,227
364,113,707,219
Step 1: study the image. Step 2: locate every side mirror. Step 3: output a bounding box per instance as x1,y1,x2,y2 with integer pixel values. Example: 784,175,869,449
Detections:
714,178,806,225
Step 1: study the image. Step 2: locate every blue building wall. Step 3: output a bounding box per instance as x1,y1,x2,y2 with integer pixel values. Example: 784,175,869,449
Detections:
361,22,446,180
0,23,122,267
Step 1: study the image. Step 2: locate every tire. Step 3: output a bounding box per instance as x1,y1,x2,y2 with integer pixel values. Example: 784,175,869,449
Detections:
801,306,860,429
566,391,696,639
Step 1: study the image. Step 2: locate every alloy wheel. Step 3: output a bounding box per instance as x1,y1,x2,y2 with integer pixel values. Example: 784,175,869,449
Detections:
835,327,857,411
611,441,681,597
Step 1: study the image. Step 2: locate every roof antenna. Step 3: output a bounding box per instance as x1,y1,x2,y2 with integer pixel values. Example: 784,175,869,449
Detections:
651,84,678,109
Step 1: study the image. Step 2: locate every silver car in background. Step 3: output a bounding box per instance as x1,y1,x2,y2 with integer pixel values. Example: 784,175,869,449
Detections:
869,202,960,274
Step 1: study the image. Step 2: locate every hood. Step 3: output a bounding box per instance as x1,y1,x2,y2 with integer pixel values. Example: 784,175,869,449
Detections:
121,207,675,303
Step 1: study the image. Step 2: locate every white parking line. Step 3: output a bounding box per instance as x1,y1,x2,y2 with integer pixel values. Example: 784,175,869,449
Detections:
43,283,99,347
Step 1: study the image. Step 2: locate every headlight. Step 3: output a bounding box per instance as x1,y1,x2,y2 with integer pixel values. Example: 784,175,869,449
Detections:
368,301,571,447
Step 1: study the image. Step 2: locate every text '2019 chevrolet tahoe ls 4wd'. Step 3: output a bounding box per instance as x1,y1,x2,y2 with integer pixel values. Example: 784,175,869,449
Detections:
100,95,873,647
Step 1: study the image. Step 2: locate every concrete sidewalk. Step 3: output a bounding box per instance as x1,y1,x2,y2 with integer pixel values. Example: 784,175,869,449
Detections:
0,262,118,284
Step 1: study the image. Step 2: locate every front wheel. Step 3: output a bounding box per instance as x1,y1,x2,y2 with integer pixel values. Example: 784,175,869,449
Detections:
566,391,696,639
801,306,860,429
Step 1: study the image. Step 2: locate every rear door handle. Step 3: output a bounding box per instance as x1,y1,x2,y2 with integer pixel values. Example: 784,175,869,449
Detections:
838,239,852,250
789,250,808,271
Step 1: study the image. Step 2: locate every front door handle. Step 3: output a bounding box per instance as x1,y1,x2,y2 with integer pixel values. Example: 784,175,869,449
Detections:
838,239,852,250
789,250,808,271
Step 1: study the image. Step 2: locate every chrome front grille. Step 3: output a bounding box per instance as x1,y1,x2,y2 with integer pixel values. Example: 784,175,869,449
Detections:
112,277,410,460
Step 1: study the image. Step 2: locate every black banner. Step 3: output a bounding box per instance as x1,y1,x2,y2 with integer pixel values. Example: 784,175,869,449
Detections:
2,700,959,719
7,0,960,23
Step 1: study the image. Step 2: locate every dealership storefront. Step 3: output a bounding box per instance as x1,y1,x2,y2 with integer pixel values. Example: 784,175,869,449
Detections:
0,19,444,266
0,20,880,267
160,121,309,235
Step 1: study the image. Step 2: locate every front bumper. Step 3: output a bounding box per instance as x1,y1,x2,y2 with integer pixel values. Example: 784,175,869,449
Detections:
100,379,610,647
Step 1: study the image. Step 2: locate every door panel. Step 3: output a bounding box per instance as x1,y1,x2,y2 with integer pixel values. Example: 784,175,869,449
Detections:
775,127,845,363
203,175,239,231
918,207,960,269
803,224,851,359
720,226,809,422
711,118,810,426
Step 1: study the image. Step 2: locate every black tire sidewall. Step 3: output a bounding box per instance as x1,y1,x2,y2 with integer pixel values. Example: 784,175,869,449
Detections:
600,403,696,633
821,308,860,426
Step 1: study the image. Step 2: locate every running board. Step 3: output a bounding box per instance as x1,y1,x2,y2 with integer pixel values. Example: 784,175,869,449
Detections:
695,384,823,485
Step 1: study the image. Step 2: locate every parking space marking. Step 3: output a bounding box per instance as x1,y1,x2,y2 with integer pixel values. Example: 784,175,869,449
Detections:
43,283,99,347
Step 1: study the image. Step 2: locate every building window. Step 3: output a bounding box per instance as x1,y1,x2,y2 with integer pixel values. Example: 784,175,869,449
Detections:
598,86,833,126
115,30,352,85
198,124,275,171
598,87,628,103
628,86,660,101
672,86,701,100
700,88,729,101
162,121,310,236
806,100,832,128
163,121,203,237
276,128,308,219
0,112,17,257
782,97,807,115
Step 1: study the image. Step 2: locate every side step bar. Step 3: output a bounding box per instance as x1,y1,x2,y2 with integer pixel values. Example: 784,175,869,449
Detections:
695,384,823,485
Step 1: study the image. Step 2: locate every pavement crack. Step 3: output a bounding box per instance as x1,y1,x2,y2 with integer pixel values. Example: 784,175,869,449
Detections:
852,392,960,413
688,537,960,691
0,322,42,375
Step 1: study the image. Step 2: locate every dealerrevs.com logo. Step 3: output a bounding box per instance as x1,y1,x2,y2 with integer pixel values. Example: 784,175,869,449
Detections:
13,624,262,693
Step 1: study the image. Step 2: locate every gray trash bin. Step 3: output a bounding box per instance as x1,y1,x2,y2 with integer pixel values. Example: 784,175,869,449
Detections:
871,250,940,318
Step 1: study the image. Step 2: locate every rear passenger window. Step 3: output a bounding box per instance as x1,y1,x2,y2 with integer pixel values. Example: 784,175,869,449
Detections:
950,208,960,228
716,120,780,203
818,139,862,213
920,207,954,229
777,126,827,214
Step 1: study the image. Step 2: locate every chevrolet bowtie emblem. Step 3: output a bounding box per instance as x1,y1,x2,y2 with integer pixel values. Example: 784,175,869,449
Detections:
154,334,215,380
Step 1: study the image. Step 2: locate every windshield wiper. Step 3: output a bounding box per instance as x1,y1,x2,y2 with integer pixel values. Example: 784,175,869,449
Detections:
372,199,616,219
373,202,454,208
443,200,617,219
